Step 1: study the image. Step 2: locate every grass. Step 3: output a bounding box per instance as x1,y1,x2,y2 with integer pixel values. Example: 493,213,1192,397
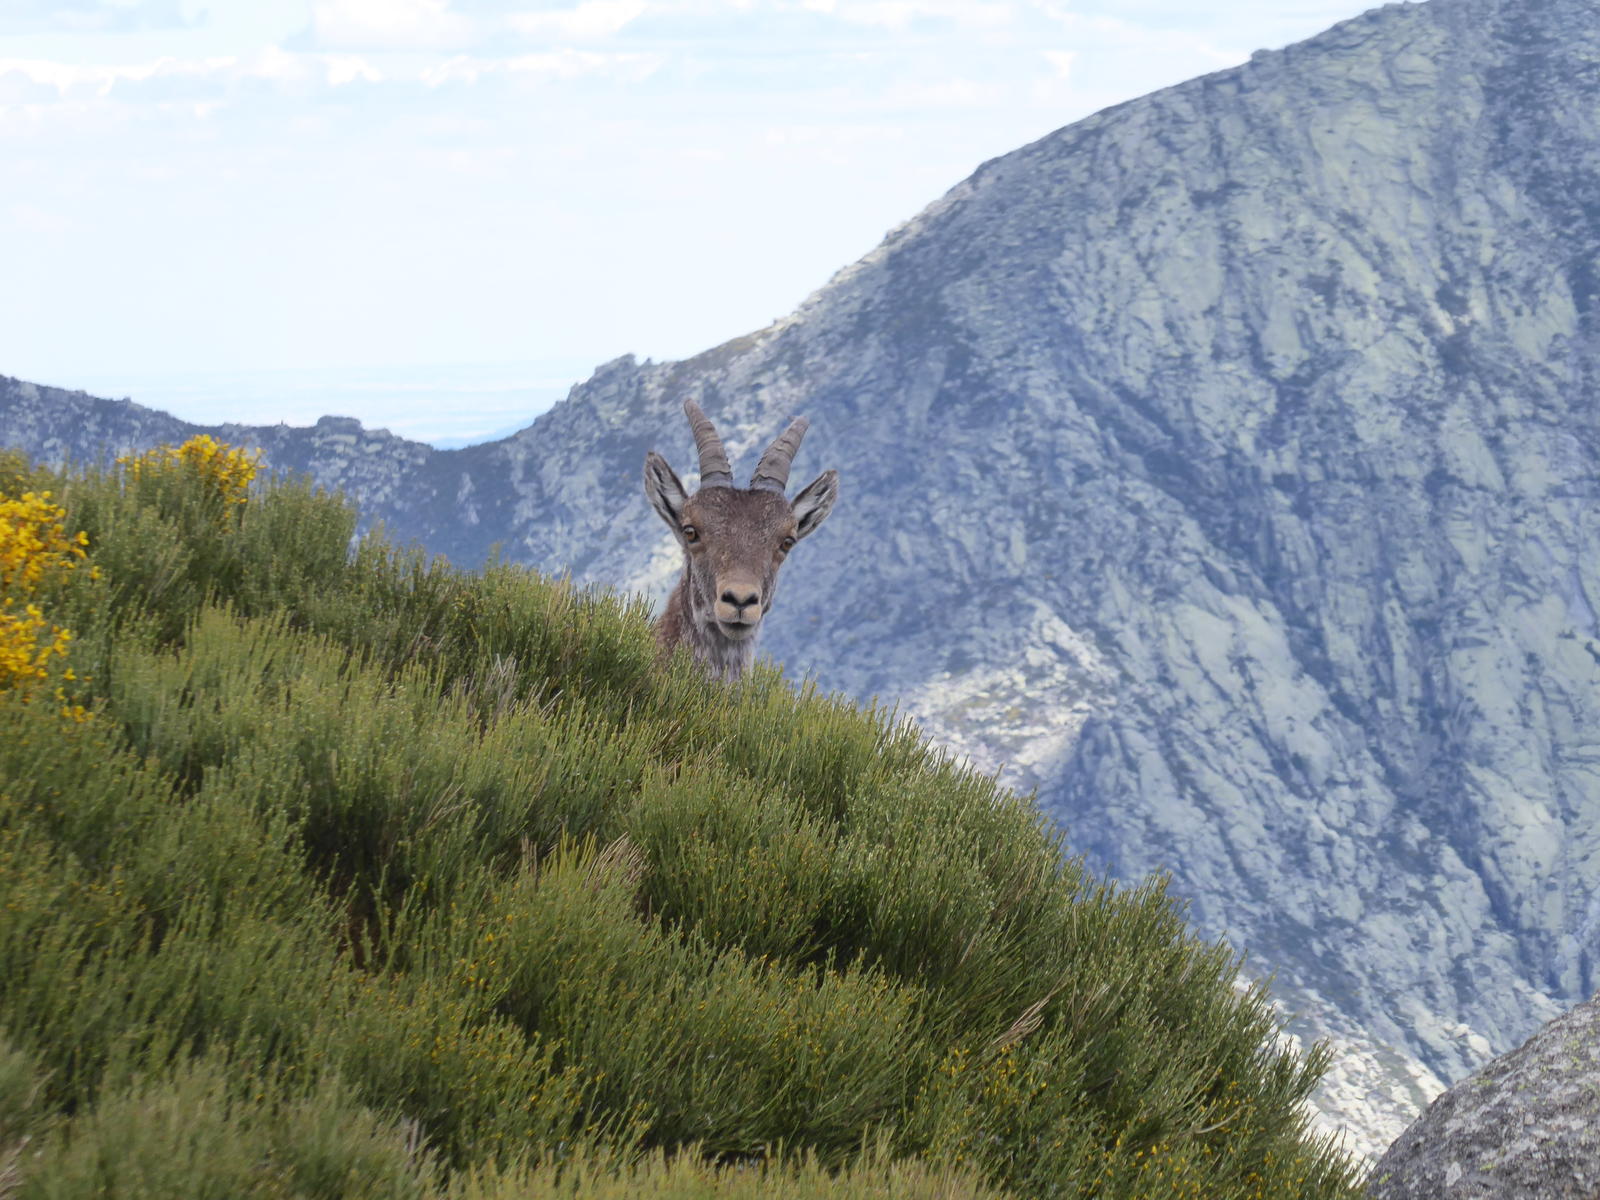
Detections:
0,441,1367,1198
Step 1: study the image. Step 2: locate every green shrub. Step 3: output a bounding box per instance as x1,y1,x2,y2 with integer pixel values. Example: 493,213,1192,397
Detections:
17,1057,437,1200
0,443,1365,1198
451,1141,1008,1199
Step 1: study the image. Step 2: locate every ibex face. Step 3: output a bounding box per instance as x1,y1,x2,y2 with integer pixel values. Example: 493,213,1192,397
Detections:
645,399,838,678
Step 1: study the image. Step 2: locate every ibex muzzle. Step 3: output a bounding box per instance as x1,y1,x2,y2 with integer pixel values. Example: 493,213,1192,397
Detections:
645,399,838,680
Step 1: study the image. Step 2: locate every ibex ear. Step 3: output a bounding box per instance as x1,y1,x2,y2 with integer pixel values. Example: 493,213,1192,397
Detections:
791,469,838,540
644,451,688,529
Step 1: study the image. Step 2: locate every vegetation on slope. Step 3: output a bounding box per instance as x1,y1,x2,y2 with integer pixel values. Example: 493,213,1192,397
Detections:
0,441,1364,1198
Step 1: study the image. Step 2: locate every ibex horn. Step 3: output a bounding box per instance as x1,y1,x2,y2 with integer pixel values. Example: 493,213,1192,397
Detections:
749,417,809,493
683,399,733,488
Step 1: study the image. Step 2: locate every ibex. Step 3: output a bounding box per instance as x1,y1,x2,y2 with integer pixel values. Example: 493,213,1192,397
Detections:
644,399,838,681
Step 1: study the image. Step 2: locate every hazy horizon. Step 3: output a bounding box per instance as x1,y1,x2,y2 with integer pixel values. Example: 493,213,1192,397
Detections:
47,357,601,447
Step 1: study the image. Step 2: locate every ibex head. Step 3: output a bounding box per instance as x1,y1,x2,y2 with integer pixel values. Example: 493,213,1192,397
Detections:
644,399,838,678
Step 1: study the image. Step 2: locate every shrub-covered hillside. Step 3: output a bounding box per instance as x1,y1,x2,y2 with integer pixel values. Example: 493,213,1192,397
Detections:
0,441,1364,1198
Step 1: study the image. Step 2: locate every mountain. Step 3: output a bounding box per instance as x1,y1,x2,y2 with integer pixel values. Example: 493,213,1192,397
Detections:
8,0,1600,1161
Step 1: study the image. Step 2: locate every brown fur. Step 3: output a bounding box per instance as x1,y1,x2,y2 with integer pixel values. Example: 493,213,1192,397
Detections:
645,417,838,682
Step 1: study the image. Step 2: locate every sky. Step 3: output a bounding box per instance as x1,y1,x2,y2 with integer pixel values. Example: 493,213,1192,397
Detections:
2,0,1382,442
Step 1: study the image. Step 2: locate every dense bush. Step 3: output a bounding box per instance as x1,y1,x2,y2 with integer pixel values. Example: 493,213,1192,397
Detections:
0,441,1365,1198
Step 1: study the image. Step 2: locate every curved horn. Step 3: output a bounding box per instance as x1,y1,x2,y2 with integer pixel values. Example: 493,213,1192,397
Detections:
683,399,733,488
749,416,809,493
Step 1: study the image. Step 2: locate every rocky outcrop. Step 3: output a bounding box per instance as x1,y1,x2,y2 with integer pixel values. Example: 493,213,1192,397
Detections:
1367,993,1600,1198
8,0,1600,1162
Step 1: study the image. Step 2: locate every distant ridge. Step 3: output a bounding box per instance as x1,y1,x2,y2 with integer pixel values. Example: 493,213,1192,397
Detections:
3,373,483,565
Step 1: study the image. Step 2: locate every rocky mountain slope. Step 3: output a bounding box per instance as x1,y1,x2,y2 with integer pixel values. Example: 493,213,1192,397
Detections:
1367,993,1600,1198
9,0,1600,1161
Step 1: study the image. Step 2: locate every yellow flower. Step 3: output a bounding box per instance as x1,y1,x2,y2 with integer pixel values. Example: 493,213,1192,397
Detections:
0,602,70,688
118,434,262,508
0,490,87,595
0,486,93,718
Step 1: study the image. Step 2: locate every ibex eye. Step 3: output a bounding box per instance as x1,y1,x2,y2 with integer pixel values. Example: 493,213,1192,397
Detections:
779,536,796,552
682,526,699,543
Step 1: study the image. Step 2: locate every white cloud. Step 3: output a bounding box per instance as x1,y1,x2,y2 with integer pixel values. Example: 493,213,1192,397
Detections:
324,54,384,85
0,39,655,112
1040,8,1246,68
506,0,648,39
883,76,990,107
0,53,241,96
309,0,477,51
505,47,660,79
419,54,485,86
816,0,1014,29
5,201,75,233
414,47,660,85
246,44,316,83
1041,48,1074,78
0,0,195,35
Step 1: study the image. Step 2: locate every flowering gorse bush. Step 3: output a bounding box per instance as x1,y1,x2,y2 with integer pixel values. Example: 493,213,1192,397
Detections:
119,433,261,508
0,489,88,593
0,602,74,690
0,489,91,718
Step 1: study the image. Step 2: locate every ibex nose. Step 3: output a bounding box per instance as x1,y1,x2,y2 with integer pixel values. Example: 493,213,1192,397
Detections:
720,587,761,611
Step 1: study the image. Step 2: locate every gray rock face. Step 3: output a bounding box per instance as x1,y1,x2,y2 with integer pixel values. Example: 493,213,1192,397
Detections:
1367,993,1600,1198
7,0,1600,1162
